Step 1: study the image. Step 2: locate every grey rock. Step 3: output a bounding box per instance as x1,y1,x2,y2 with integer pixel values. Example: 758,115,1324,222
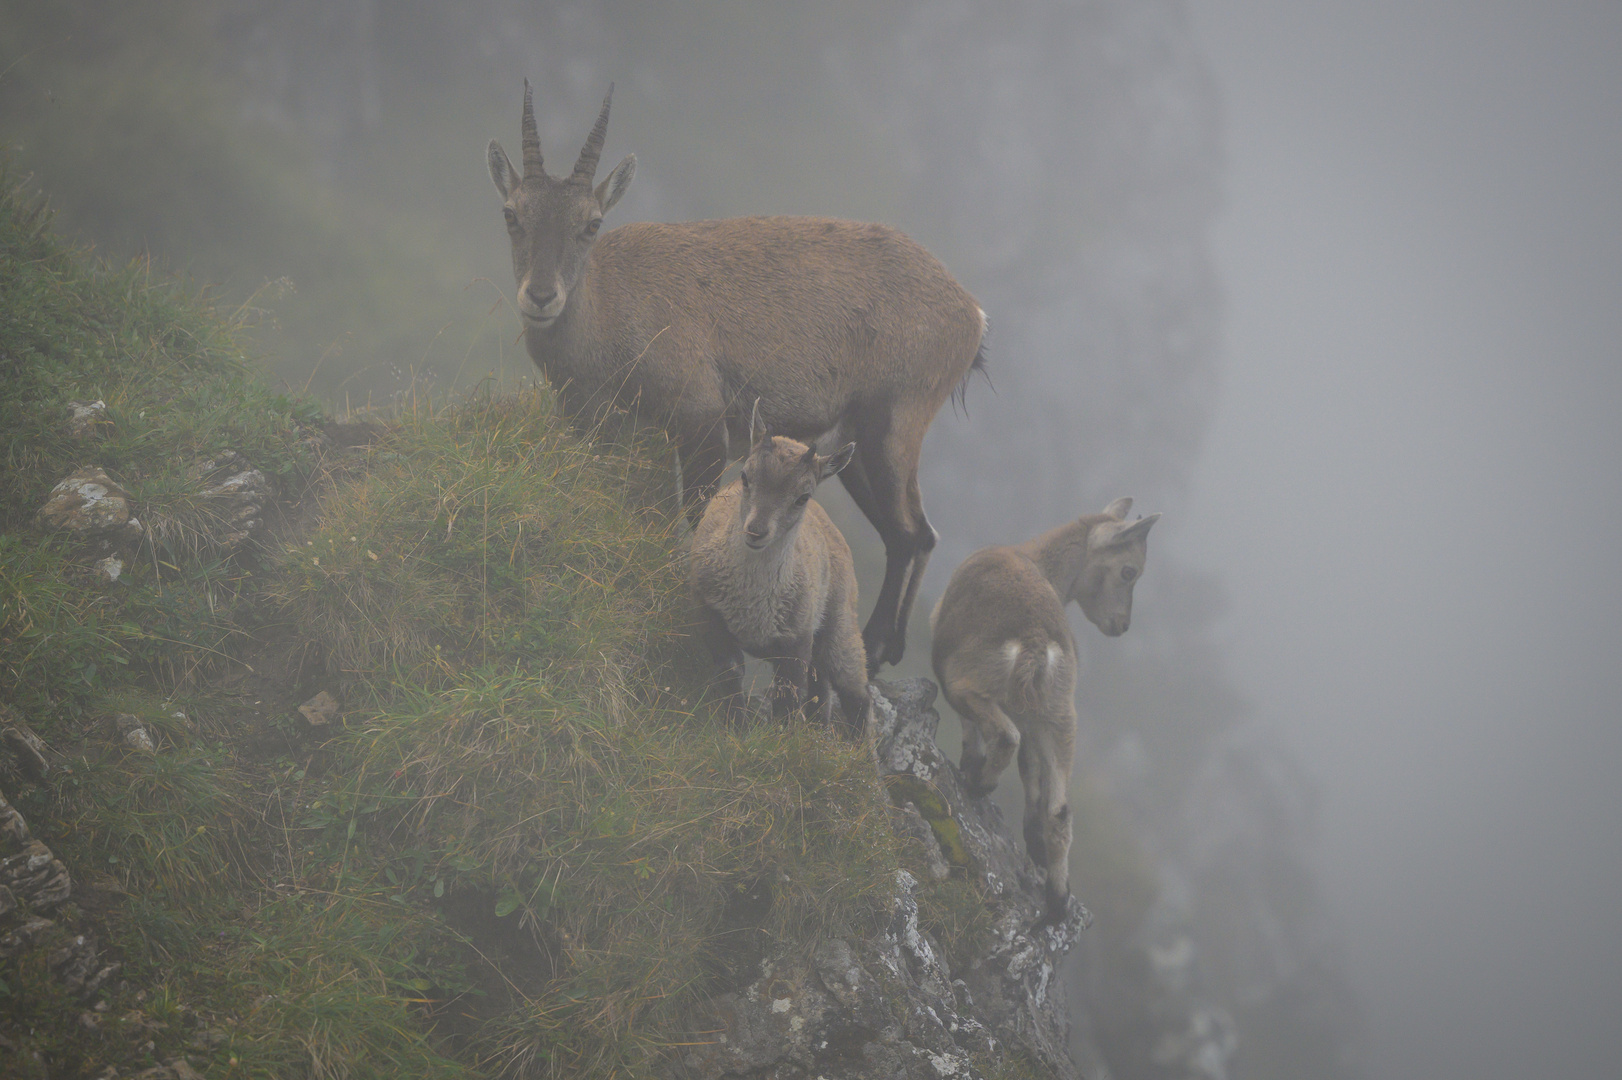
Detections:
2,714,59,781
190,451,273,548
0,916,54,960
0,838,71,911
0,789,31,846
298,690,341,727
38,466,135,534
667,678,1090,1080
65,399,109,438
115,713,156,752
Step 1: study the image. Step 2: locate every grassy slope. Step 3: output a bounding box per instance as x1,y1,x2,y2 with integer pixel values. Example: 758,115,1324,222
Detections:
0,163,918,1078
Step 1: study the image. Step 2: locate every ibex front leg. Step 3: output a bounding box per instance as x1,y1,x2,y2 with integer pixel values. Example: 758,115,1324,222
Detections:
699,605,749,729
837,433,935,672
766,637,814,723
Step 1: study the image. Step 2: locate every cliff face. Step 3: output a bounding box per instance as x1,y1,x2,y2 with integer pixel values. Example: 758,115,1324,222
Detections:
672,678,1094,1080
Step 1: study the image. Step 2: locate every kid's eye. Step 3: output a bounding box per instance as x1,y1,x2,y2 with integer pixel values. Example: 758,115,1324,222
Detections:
1121,566,1138,582
503,208,518,228
740,472,750,488
795,493,811,506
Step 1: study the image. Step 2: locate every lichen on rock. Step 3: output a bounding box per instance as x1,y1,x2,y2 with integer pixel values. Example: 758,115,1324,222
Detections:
668,678,1092,1080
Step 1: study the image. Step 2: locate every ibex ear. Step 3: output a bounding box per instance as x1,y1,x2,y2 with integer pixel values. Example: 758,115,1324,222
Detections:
749,398,770,448
488,140,519,199
596,154,636,214
820,442,857,480
1100,512,1160,548
1102,496,1133,520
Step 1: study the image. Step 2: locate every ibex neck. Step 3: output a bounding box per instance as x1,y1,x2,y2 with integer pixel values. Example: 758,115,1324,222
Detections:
1016,514,1111,604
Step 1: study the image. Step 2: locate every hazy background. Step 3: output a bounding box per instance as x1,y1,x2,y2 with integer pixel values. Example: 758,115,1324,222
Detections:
1184,3,1622,1077
5,2,1618,1078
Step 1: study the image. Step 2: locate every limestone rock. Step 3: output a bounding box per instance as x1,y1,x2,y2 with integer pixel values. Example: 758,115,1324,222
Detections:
0,838,71,912
115,713,156,753
190,451,272,548
38,466,135,534
1,713,59,781
298,690,340,727
65,399,109,438
668,678,1090,1080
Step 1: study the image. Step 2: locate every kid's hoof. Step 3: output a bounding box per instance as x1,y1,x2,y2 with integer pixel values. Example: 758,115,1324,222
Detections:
1038,891,1071,928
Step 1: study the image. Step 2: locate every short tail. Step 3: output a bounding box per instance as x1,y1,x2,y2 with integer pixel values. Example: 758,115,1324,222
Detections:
1007,631,1051,713
951,309,993,416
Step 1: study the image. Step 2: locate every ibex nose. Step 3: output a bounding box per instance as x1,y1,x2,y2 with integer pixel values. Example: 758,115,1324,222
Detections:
744,522,769,546
525,284,557,310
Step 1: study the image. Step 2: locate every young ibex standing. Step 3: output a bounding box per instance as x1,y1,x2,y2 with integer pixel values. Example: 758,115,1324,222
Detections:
930,498,1160,923
689,403,871,736
486,81,987,672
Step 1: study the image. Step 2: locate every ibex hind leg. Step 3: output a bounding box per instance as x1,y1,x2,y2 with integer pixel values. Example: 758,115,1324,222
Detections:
1031,712,1077,926
890,472,937,665
941,677,1019,797
836,428,929,672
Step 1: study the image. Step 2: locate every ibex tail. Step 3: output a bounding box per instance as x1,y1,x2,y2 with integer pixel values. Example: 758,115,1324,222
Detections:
1007,631,1054,714
951,309,992,416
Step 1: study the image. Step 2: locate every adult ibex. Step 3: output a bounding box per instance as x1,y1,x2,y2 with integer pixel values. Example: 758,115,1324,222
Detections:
486,81,987,671
930,498,1160,923
689,402,871,736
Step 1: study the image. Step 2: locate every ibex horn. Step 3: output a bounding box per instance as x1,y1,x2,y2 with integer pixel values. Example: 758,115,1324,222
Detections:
572,83,614,182
521,78,544,177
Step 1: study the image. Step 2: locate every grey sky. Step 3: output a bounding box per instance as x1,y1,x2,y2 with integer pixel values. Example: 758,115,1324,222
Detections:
1182,2,1622,1077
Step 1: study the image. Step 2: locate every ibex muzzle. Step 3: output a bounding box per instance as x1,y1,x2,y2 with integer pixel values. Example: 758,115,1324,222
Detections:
930,498,1160,925
487,81,989,673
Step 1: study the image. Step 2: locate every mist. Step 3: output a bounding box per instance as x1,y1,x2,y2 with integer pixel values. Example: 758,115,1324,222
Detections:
7,1,1616,1077
1184,2,1622,1077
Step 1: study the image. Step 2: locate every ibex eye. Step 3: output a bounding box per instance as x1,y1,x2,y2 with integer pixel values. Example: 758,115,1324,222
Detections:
795,493,811,506
583,219,602,237
740,472,750,488
503,208,518,227
1121,566,1139,582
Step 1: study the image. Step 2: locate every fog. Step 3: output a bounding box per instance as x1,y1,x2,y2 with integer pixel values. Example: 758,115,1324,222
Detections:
1184,2,1622,1077
5,2,1619,1076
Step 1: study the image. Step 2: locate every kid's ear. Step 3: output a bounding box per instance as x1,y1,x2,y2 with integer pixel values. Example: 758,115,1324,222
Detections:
821,442,857,479
1102,496,1133,520
1101,512,1161,547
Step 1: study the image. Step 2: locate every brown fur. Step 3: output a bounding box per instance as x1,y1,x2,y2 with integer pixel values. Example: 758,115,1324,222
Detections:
488,83,987,674
688,410,870,736
930,499,1160,923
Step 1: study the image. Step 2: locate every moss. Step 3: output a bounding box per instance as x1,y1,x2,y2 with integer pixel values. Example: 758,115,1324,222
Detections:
884,773,973,870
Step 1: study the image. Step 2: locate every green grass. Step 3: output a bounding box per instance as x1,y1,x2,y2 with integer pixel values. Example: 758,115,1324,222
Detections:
0,160,923,1078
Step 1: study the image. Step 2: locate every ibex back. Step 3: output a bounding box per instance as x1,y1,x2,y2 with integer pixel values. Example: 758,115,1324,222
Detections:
487,81,988,672
930,498,1160,924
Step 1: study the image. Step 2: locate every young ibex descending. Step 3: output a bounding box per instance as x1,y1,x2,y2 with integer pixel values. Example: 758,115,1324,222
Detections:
930,498,1160,923
689,403,871,736
486,81,987,672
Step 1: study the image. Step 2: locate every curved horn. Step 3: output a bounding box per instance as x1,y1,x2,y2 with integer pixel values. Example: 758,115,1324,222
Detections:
521,78,544,176
572,83,614,182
